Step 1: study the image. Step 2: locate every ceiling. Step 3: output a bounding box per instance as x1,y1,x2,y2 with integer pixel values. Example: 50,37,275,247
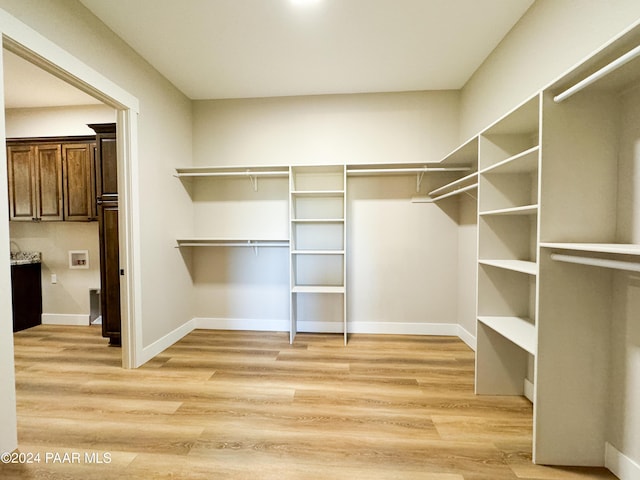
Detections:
2,0,534,108
78,0,534,100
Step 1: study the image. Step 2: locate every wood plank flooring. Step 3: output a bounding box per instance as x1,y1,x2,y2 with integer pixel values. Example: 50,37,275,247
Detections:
2,325,617,479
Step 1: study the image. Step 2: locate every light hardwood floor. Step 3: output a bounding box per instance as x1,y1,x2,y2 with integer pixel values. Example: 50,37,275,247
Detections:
2,325,617,479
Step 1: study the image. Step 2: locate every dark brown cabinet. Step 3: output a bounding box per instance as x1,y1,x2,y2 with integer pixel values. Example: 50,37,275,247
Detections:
89,123,121,346
62,142,97,221
7,143,63,221
11,262,43,332
7,137,97,222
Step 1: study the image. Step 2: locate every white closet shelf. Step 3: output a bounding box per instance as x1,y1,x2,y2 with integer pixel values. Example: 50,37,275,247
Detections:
540,242,640,255
291,190,345,197
346,164,470,176
291,218,344,223
480,204,538,216
292,286,345,294
428,172,478,197
438,136,479,166
176,238,289,247
175,165,289,178
478,316,536,355
291,250,345,255
481,146,539,174
424,183,477,203
479,259,538,275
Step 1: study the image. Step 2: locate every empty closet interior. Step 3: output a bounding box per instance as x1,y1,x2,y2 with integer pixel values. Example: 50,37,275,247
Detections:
170,22,640,471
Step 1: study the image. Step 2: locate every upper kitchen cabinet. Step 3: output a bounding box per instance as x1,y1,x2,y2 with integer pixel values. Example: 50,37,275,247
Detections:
7,142,63,222
62,142,97,221
6,137,97,222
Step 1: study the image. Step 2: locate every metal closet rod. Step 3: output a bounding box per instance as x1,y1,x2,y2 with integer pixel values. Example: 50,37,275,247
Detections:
554,44,640,103
550,253,640,273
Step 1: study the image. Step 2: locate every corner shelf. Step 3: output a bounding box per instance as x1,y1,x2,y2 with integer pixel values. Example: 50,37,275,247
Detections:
480,146,539,174
478,316,536,355
428,172,478,201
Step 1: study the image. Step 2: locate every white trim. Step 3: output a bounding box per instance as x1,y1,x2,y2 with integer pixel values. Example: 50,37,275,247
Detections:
192,318,468,339
138,319,197,366
348,321,459,336
297,321,344,333
457,325,477,350
194,317,289,332
41,314,89,326
605,443,640,480
523,378,534,403
117,109,142,368
0,9,138,112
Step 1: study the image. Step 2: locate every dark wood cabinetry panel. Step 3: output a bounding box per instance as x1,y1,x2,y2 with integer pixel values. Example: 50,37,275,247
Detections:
7,143,63,221
7,136,96,222
34,144,63,221
7,145,35,220
11,263,43,332
62,143,97,221
89,123,121,346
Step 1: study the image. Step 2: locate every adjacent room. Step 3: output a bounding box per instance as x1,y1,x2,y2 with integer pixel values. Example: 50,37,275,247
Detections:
1,1,639,479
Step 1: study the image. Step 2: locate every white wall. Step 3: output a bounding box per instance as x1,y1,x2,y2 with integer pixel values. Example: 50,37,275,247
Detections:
191,92,462,331
5,104,115,137
193,92,460,166
460,0,640,140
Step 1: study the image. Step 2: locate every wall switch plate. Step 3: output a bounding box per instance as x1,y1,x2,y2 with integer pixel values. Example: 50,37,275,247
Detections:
51,273,57,284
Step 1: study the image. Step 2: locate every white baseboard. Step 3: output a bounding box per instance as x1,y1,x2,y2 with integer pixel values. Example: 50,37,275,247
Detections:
348,321,459,336
41,313,90,326
605,442,640,480
523,378,534,403
456,325,476,351
297,321,343,333
138,318,197,366
194,317,289,332
193,318,469,339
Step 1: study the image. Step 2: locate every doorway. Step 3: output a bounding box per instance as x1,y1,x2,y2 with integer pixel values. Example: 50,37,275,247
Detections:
0,34,140,368
4,47,117,343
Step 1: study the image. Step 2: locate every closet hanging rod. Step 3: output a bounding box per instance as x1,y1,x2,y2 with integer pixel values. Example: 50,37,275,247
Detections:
346,167,469,175
550,253,640,273
553,44,640,103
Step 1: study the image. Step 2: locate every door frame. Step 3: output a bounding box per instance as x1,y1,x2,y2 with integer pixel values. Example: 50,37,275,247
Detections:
0,9,142,369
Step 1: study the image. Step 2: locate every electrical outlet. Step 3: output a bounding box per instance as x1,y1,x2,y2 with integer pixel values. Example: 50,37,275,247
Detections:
51,274,57,284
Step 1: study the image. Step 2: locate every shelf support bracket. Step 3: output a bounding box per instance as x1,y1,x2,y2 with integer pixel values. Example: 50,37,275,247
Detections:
416,169,426,192
247,171,258,192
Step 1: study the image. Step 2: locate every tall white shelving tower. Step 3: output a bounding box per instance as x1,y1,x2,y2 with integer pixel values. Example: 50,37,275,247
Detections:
289,165,347,344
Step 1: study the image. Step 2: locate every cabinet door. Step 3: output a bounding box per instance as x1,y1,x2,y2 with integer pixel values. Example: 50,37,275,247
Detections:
62,143,96,221
34,144,63,221
7,145,36,221
90,123,120,345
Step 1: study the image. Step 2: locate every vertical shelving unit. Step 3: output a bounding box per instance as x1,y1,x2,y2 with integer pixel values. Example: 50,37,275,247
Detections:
290,165,347,344
476,95,540,396
532,30,640,466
